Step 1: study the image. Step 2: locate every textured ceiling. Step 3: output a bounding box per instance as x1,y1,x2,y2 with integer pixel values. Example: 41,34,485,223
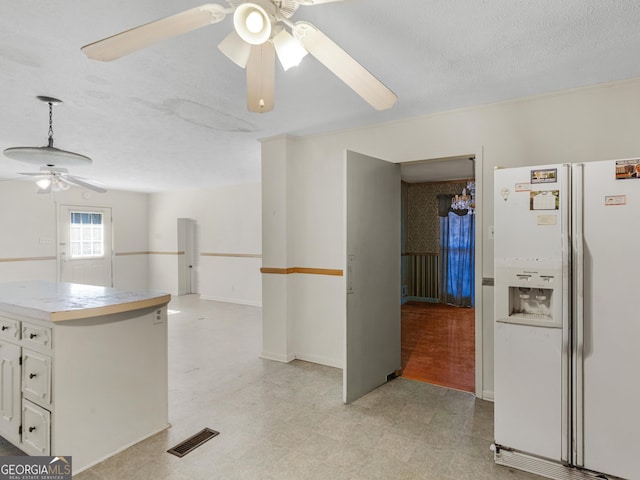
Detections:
1,0,640,192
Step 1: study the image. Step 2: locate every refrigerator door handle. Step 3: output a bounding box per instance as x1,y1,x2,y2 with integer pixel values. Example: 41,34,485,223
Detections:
560,164,571,464
571,163,585,467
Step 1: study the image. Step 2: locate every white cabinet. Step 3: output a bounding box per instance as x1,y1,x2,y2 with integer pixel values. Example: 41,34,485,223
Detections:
0,316,20,342
22,400,50,456
22,323,51,349
22,349,52,405
0,318,53,454
0,340,21,445
0,281,170,475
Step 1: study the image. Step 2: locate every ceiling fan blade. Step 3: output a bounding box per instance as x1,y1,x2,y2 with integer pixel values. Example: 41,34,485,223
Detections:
63,175,107,193
246,43,275,113
81,3,230,61
18,172,48,176
293,22,397,110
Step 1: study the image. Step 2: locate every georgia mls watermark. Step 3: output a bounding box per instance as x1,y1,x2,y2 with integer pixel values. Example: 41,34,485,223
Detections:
0,456,71,480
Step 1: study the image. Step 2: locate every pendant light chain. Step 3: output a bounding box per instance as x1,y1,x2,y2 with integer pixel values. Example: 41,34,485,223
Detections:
3,95,93,167
47,102,54,148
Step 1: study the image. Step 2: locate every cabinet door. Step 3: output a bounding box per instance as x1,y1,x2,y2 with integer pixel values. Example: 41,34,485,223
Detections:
22,349,52,405
22,399,50,456
0,341,21,445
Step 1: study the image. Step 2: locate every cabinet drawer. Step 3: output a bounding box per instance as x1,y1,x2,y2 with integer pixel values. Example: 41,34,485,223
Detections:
22,399,50,456
22,349,52,405
0,316,20,342
22,323,51,349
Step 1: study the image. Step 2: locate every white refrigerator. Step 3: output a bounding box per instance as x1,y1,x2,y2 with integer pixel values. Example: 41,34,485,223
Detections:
493,159,640,480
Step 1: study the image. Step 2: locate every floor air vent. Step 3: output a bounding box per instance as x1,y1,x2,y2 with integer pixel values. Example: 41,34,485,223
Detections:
167,428,220,457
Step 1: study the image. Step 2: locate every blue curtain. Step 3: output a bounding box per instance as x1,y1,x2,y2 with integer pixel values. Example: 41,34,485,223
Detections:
438,195,475,307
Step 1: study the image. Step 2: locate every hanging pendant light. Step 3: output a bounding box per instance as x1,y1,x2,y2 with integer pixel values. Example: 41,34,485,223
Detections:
3,96,92,166
451,180,476,214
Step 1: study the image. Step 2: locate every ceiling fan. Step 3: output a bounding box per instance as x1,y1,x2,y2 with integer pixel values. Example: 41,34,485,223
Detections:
81,0,397,113
19,166,107,194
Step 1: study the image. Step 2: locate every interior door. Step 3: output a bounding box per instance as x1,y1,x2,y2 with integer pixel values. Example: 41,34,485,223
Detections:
177,218,197,295
345,150,401,403
59,206,113,287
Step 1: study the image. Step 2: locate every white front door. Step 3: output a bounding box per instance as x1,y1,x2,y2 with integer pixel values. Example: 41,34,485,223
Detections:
59,206,113,287
345,150,401,403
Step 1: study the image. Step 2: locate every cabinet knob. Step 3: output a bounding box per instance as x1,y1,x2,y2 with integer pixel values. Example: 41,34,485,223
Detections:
29,373,37,379
28,426,36,433
29,333,37,339
1,326,8,331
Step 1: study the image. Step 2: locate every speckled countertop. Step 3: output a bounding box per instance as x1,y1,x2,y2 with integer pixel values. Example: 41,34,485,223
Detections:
0,281,171,322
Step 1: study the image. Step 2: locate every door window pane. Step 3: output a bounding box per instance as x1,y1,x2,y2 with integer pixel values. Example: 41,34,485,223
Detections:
69,211,104,258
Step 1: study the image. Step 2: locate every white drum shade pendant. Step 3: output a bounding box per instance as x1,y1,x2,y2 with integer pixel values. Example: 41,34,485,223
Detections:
3,96,92,167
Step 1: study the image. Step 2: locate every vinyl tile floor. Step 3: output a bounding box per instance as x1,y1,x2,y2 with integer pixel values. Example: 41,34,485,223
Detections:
1,295,546,480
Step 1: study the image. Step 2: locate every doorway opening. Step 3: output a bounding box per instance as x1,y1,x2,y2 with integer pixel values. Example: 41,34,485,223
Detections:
400,156,476,393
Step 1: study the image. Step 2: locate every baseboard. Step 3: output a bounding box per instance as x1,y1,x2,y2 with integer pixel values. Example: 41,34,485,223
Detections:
482,390,494,401
404,296,439,303
292,353,342,369
260,351,296,363
74,423,170,475
199,295,262,307
260,351,343,369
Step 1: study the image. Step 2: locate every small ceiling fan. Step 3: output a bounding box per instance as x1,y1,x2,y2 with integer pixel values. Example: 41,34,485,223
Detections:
19,166,107,194
81,0,397,113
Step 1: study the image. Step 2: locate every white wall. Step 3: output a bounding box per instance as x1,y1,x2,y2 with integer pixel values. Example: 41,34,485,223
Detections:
148,183,262,305
0,181,149,290
262,77,640,398
261,137,345,367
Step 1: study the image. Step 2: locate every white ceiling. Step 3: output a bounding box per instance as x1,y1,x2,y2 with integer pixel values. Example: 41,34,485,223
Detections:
2,0,640,192
401,156,475,184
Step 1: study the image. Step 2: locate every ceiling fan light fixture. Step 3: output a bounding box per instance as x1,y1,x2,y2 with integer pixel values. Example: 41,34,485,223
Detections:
218,31,252,68
36,178,51,190
233,2,273,45
273,29,308,71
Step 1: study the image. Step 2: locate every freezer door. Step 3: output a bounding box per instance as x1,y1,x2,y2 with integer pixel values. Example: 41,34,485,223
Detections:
494,164,567,260
494,164,570,462
578,159,640,479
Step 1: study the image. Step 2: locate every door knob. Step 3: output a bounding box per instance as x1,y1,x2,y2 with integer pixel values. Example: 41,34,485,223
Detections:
29,426,36,433
29,373,37,379
29,333,37,339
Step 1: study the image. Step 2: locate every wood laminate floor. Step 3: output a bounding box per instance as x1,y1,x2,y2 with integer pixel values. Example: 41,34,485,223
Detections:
401,301,475,393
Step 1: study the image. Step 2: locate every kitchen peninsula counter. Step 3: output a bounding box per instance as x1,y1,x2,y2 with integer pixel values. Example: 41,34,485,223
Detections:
0,281,171,474
0,280,170,322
